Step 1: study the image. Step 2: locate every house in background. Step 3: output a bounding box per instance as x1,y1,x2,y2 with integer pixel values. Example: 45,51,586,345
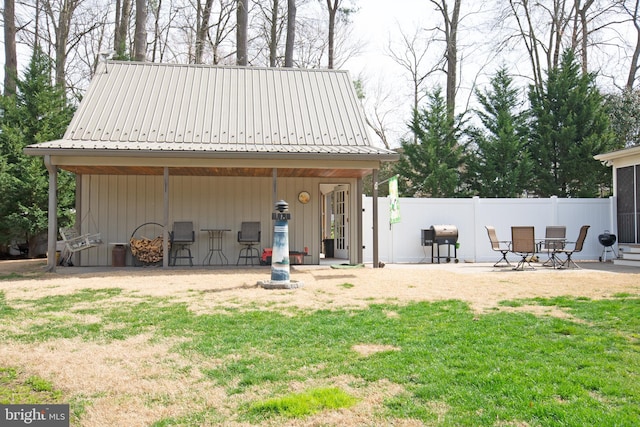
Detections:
595,145,640,266
25,62,398,270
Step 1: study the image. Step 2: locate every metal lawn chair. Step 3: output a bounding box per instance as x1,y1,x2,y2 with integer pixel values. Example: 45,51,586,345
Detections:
511,226,536,271
485,226,512,267
541,226,566,268
557,225,590,269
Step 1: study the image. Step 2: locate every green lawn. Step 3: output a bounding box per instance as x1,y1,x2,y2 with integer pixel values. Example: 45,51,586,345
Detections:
1,288,639,426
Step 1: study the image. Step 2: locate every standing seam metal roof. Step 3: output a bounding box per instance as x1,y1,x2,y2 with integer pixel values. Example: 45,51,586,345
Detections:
36,62,394,157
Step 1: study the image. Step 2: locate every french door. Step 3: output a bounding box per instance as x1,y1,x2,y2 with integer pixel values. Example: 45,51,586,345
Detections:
333,185,349,259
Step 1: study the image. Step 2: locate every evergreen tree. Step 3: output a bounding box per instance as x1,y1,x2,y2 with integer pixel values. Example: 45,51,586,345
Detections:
605,88,640,148
466,67,533,197
528,49,615,197
0,48,76,256
394,87,466,197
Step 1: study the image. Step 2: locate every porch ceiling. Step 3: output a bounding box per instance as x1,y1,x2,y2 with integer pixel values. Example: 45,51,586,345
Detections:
60,165,373,178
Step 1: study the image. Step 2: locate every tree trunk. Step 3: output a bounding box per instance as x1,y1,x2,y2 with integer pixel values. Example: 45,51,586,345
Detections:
432,0,461,119
327,0,339,69
51,0,74,89
284,0,296,67
134,0,147,61
3,0,17,96
445,0,461,119
150,0,162,61
115,0,132,58
115,0,122,53
627,0,640,89
269,0,279,66
195,0,214,63
237,0,248,65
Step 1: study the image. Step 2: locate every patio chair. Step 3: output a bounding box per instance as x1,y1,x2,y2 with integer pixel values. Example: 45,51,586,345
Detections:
59,228,103,266
557,225,590,269
510,226,536,271
237,221,261,265
485,226,512,267
170,221,195,266
541,226,566,268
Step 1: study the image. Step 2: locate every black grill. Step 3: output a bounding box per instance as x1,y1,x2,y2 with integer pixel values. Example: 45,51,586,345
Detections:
421,225,459,263
598,230,617,262
598,232,616,247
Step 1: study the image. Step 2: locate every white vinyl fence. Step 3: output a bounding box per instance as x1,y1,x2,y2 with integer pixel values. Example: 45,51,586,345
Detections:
362,196,616,264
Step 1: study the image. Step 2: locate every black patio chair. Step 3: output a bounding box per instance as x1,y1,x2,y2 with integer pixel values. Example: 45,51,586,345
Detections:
236,221,261,265
170,221,195,266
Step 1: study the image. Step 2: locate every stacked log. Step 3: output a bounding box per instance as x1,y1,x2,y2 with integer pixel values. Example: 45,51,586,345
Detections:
129,236,167,264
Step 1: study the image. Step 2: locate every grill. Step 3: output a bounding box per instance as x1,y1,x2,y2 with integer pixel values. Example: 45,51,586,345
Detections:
598,231,617,262
421,225,459,263
430,224,459,244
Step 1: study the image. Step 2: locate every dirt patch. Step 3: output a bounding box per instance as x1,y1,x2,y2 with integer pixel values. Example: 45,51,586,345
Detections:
351,344,401,357
3,260,638,315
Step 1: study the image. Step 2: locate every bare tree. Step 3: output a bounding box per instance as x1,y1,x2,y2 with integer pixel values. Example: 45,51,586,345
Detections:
625,0,640,89
36,0,104,90
294,13,328,68
194,0,214,63
115,0,132,58
270,0,280,66
237,0,248,65
134,0,147,61
326,0,339,68
40,0,79,88
3,0,18,96
210,0,236,64
431,0,462,119
387,25,442,131
285,0,296,66
502,0,623,91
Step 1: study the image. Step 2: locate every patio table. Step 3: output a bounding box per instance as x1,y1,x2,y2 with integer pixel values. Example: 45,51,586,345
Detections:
201,229,231,265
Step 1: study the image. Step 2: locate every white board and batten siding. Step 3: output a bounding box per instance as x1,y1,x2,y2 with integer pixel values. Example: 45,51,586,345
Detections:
77,174,357,266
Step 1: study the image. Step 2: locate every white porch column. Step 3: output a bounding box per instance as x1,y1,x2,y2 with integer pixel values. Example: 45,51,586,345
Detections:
372,169,379,268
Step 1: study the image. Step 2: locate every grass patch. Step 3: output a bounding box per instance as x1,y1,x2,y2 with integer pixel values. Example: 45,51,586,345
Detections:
0,367,63,404
338,282,355,289
1,290,639,425
246,386,358,420
150,408,222,426
0,273,26,281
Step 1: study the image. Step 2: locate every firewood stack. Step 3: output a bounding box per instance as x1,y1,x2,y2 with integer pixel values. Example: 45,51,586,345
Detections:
129,236,168,264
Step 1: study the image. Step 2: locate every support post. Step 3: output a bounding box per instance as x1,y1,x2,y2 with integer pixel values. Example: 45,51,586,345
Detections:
44,156,58,272
163,167,169,268
372,169,379,268
272,168,278,207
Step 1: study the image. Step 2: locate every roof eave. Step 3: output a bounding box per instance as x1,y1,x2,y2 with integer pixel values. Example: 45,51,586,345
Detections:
24,146,400,162
594,145,640,164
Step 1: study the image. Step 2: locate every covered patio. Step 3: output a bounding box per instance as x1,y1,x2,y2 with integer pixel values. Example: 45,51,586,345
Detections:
25,62,398,271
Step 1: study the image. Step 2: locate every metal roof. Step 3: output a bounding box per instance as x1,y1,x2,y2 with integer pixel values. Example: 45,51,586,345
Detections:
27,62,396,160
